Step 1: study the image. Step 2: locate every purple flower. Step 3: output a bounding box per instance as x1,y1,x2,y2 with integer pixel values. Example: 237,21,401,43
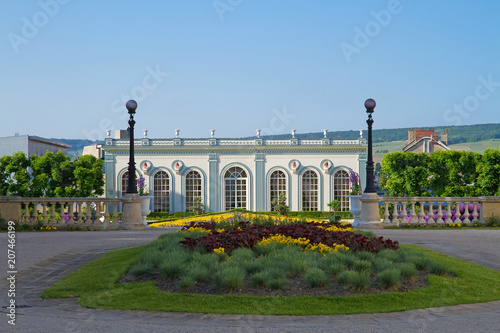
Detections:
459,204,465,214
468,203,475,212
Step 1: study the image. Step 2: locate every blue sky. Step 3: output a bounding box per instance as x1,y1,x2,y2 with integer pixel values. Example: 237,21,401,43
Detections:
1,0,499,140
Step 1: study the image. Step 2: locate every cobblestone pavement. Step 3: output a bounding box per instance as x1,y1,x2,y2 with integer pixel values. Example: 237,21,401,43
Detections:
1,228,499,332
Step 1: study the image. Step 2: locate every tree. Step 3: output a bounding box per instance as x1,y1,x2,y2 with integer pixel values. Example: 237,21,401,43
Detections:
477,149,500,196
0,151,104,197
73,155,104,197
379,152,430,196
1,152,31,196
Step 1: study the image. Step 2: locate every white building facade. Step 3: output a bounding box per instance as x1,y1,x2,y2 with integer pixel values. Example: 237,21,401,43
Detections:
102,135,367,213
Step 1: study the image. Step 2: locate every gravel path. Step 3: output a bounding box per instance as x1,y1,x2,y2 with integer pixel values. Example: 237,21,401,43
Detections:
0,228,499,332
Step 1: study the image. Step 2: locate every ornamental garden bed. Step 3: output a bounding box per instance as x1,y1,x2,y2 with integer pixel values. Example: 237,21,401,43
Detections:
121,220,449,297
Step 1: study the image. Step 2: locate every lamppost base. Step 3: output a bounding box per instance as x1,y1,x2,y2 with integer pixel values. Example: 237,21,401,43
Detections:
121,193,146,230
355,192,383,229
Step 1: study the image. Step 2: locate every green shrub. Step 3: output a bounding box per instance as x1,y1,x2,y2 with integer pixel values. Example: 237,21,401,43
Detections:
346,270,370,291
338,252,358,268
377,249,400,262
185,262,210,282
428,261,449,276
128,261,153,277
409,256,432,271
306,268,330,288
213,266,246,292
159,254,188,279
377,268,401,289
192,252,221,271
336,271,351,285
178,276,195,291
399,263,417,279
230,247,254,261
250,271,268,287
287,256,310,277
353,260,372,274
266,278,286,290
356,251,375,262
372,257,394,273
325,262,347,276
140,248,164,268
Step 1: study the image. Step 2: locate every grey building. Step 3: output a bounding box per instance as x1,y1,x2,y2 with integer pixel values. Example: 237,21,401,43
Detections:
0,134,71,157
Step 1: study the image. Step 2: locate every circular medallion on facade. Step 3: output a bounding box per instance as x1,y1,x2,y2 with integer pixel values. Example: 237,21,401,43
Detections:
172,160,184,174
140,160,152,175
320,159,333,173
288,159,301,174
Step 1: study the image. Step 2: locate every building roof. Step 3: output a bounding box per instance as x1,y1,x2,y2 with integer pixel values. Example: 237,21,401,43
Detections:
28,135,72,148
402,136,450,152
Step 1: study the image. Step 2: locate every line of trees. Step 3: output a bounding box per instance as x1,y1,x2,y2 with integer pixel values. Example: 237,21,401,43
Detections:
0,151,104,197
379,149,500,197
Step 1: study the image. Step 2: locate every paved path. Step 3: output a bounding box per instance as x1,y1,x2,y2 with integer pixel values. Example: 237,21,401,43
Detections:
1,228,499,332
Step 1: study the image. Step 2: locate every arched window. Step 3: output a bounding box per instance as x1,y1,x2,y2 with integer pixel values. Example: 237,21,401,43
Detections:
121,171,129,197
334,170,350,211
120,171,140,196
270,170,287,210
302,170,318,211
153,171,169,212
185,170,202,212
224,167,247,211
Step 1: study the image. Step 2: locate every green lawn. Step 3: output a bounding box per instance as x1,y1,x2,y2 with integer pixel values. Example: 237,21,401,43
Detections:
42,243,500,315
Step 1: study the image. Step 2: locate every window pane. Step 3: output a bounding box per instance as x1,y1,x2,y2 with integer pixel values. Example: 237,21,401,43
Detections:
153,171,169,212
334,170,350,211
302,170,318,211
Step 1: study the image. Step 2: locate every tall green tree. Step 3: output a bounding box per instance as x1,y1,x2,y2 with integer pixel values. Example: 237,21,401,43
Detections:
379,152,430,196
0,151,104,197
477,149,500,196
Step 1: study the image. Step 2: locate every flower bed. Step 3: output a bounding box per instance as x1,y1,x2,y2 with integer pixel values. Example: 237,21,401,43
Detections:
148,212,320,228
179,221,398,254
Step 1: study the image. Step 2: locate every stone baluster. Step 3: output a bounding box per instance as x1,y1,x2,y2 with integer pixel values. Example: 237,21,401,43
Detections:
383,202,390,224
74,201,82,224
103,202,110,224
401,200,408,224
418,200,426,224
436,200,444,224
32,200,39,225
41,202,48,224
392,201,399,224
23,202,30,223
50,203,57,224
410,201,417,224
59,201,66,223
463,201,470,225
67,202,74,225
428,201,436,224
445,201,452,224
113,200,120,225
472,202,479,223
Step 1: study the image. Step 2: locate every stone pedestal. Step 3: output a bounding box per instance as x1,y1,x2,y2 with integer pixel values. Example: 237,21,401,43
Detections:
347,195,362,226
0,196,22,223
121,194,145,230
480,196,500,223
356,192,383,229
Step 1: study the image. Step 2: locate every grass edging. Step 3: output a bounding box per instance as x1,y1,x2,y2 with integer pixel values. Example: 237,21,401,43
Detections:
42,244,500,315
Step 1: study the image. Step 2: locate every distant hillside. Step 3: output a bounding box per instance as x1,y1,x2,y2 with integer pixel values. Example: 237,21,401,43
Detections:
259,123,500,145
50,123,500,157
50,138,103,158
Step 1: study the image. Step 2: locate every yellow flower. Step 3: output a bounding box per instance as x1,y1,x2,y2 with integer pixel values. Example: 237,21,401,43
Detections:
213,247,225,254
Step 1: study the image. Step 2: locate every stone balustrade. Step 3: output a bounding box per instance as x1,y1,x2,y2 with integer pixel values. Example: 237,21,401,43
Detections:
0,196,122,230
379,197,486,226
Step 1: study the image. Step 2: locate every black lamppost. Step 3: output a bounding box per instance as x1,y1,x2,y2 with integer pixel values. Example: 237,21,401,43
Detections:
126,100,138,194
364,98,376,194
